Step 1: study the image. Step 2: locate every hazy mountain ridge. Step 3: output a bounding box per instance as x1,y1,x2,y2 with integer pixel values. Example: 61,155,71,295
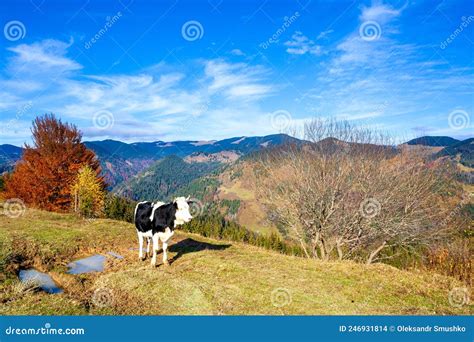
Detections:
1,135,472,188
0,144,23,173
405,136,460,147
434,138,474,168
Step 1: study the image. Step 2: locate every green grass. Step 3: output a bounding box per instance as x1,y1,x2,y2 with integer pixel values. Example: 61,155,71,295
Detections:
0,208,471,315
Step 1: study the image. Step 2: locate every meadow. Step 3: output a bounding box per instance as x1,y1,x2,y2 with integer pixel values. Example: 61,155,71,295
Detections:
0,207,471,315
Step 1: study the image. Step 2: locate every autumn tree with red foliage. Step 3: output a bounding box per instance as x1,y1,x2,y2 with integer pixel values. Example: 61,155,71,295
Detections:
5,114,104,212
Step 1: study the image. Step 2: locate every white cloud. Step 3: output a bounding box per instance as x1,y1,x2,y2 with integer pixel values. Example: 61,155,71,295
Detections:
360,3,403,24
7,38,81,77
317,29,334,40
0,39,277,144
230,49,245,56
284,31,323,55
204,59,274,100
298,1,474,140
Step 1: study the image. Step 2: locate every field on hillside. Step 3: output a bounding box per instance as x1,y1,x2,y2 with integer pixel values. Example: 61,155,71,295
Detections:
217,163,277,235
0,208,471,315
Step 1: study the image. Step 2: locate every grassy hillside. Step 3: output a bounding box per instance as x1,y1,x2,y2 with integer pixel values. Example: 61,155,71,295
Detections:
0,208,471,315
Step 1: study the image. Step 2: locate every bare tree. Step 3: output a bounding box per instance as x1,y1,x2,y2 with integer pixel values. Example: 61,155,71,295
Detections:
255,118,458,263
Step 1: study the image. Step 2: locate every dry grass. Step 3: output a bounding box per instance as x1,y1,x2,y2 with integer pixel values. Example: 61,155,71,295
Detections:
218,166,277,235
0,208,471,315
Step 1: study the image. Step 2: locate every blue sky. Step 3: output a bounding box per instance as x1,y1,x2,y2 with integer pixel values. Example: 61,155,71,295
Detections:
0,0,472,146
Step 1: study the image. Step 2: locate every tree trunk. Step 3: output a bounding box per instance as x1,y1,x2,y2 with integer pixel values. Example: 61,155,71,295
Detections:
298,238,311,259
366,241,387,264
318,239,327,261
336,237,344,260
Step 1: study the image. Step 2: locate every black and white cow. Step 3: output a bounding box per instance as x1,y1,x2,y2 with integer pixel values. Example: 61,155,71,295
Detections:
134,197,193,266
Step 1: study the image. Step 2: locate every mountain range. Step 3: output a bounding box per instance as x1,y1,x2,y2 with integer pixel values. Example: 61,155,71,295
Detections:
0,134,301,187
1,135,472,190
1,134,472,233
405,136,460,147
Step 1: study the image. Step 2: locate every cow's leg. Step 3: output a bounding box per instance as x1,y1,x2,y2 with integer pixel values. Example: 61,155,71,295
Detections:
138,231,144,260
146,237,151,258
151,233,159,266
162,240,169,266
161,229,174,266
154,237,160,255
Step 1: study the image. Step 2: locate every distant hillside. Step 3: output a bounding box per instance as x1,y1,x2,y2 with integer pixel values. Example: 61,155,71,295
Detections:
406,136,460,147
113,155,221,201
0,144,23,173
0,134,301,186
86,134,301,159
434,138,474,167
86,134,301,188
184,151,240,164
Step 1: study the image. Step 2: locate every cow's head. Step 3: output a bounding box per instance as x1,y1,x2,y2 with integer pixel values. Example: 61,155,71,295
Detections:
173,196,193,225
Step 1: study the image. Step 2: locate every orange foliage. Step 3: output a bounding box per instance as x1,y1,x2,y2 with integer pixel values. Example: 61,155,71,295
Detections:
4,114,104,212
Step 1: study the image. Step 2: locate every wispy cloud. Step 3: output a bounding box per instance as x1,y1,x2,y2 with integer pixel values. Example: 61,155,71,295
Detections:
0,39,277,144
284,31,323,55
204,59,274,100
317,29,334,40
298,2,473,137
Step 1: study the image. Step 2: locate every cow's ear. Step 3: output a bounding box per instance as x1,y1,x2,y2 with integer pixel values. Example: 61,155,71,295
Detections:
173,202,178,209
187,200,194,205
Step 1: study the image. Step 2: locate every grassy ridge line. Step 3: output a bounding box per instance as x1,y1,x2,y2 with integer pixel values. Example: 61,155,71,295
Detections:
0,209,470,315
